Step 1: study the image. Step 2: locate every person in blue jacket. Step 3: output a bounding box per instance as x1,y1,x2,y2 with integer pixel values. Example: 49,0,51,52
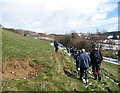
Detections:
78,49,91,84
54,41,59,52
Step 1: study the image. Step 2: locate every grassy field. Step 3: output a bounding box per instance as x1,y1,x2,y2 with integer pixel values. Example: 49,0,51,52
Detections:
1,28,120,92
102,50,118,59
101,61,119,82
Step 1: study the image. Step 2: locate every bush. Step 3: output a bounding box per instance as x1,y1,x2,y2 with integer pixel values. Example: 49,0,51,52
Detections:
56,34,71,47
56,33,92,51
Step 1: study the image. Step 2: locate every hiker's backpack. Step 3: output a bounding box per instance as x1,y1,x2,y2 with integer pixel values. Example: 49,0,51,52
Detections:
93,51,103,63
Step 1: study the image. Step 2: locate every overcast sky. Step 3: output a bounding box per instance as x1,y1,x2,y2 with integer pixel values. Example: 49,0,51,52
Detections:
0,0,119,34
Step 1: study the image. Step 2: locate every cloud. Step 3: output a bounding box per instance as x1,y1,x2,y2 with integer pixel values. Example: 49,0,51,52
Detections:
0,0,118,33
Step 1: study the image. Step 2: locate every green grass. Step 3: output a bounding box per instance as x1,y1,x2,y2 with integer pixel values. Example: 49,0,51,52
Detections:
2,29,86,91
102,50,118,59
101,61,120,82
2,28,120,92
2,29,53,60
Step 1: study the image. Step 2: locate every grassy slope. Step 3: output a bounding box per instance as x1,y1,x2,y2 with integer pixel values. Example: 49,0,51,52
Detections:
2,29,52,60
2,29,120,92
101,61,119,82
2,29,86,91
102,50,118,59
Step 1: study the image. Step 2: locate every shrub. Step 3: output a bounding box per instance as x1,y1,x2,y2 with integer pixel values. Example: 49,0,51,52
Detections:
56,33,92,51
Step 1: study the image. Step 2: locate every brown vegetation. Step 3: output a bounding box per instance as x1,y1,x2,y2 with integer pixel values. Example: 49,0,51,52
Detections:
56,32,93,51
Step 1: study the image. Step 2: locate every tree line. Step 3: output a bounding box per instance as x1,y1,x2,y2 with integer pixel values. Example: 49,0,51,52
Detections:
55,31,120,60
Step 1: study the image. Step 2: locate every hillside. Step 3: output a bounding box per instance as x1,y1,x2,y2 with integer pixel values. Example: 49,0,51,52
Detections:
108,31,120,35
1,28,120,92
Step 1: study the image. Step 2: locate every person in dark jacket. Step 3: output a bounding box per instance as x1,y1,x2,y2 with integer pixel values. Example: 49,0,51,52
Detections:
66,46,70,53
78,49,91,84
74,50,81,72
90,47,103,81
70,47,75,56
54,41,59,52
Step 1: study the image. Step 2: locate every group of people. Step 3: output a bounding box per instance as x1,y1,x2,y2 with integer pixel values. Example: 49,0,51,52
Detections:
53,41,103,84
73,47,103,84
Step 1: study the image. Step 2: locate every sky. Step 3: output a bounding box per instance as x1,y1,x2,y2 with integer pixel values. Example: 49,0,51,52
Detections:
0,0,119,34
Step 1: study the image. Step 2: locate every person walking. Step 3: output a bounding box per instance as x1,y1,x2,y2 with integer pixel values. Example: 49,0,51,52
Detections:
54,41,59,52
74,50,81,73
66,46,70,53
78,49,91,84
70,47,75,56
90,47,103,81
